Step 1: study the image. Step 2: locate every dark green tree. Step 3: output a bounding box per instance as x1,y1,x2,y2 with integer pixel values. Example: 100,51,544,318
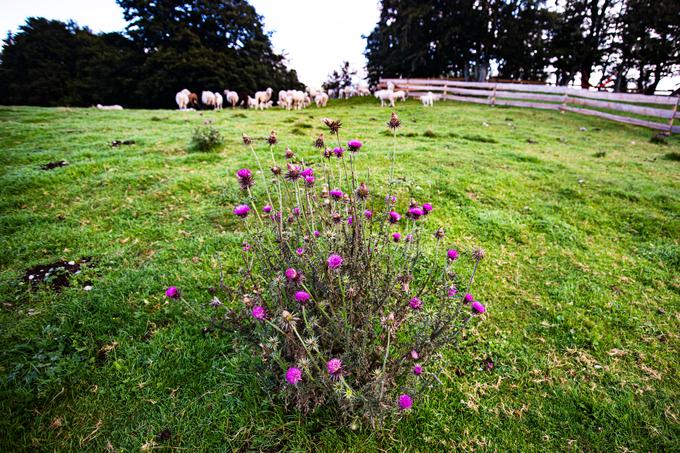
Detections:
322,61,358,93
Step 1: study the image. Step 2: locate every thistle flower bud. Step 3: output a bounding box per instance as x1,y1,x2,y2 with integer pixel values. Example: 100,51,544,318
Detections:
267,130,277,145
242,133,252,145
356,182,369,200
434,227,445,239
387,112,401,130
331,212,342,224
322,117,342,134
472,247,486,261
314,134,325,148
285,147,294,159
323,147,332,159
271,166,281,176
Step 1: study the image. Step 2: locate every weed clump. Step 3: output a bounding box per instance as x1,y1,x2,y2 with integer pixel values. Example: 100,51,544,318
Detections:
190,125,223,151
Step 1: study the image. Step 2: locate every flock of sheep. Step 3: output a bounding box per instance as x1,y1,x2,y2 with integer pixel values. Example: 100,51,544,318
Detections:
174,83,439,111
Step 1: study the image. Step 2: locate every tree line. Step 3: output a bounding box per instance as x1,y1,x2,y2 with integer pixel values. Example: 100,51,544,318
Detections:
365,0,680,94
0,0,303,108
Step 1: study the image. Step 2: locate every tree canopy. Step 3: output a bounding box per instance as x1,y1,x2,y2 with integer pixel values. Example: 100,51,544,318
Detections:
0,0,303,107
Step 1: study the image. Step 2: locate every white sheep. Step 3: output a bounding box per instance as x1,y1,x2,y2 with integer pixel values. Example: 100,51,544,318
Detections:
314,92,329,107
247,96,258,109
254,87,273,110
213,92,223,110
96,104,124,110
420,91,437,107
357,84,371,96
387,81,395,91
223,90,239,108
201,91,216,109
374,89,395,107
175,89,190,110
394,90,407,102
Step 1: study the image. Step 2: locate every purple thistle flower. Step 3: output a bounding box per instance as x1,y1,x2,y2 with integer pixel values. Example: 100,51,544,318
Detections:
285,268,298,281
242,242,252,252
296,248,304,255
410,350,419,360
252,305,266,320
386,195,397,204
398,394,413,410
285,367,302,385
405,234,413,242
292,207,300,216
233,204,250,218
472,301,486,314
301,167,314,177
165,286,179,299
327,358,343,376
314,230,321,238
333,147,345,158
447,249,459,261
413,364,423,376
422,203,433,214
347,216,353,225
392,232,402,242
464,293,474,303
295,291,311,303
388,211,401,223
236,168,254,190
329,189,343,200
327,254,343,269
447,286,458,297
409,296,423,309
304,175,315,187
364,209,373,219
284,163,301,181
263,205,272,213
347,139,362,152
407,207,425,220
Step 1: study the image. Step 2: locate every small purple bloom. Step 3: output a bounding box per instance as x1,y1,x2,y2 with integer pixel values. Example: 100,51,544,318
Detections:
398,394,413,410
464,293,474,303
386,195,397,204
252,305,266,320
447,286,458,297
409,296,423,309
236,168,252,179
333,147,345,158
296,248,304,255
422,203,433,214
304,175,315,187
447,249,459,261
472,301,486,314
410,350,419,360
242,243,251,252
405,234,413,243
347,139,362,152
233,204,250,218
292,207,300,216
295,291,311,303
286,367,302,385
364,209,373,219
314,230,321,238
329,189,344,200
285,268,298,281
263,205,272,213
407,207,424,220
388,211,401,223
301,167,314,177
165,286,179,299
392,232,402,242
327,254,343,269
327,358,343,376
413,364,423,376
347,216,353,225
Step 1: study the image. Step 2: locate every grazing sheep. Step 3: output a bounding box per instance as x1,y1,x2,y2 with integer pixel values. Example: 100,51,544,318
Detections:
175,89,190,110
277,90,291,109
374,89,395,108
201,91,216,109
420,91,437,107
357,84,371,96
247,96,258,109
188,92,199,108
223,90,239,108
254,87,273,110
263,100,274,109
96,104,124,110
394,90,407,102
214,92,223,110
314,92,329,107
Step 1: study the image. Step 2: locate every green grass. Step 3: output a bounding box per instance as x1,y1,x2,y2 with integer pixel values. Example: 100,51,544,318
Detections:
1,98,679,451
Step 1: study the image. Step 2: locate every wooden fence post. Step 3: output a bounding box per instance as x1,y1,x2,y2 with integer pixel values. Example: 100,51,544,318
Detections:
668,96,679,135
490,83,497,106
560,92,569,112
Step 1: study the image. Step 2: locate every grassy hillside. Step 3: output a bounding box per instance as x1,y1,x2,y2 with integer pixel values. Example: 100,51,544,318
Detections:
1,99,678,451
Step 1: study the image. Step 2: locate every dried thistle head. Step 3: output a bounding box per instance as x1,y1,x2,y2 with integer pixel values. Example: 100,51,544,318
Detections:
472,247,486,261
323,147,332,159
285,163,301,181
279,310,300,331
271,165,282,176
285,147,294,159
314,134,325,148
267,130,278,145
322,117,342,134
434,227,445,240
242,133,252,146
387,112,401,130
356,182,369,200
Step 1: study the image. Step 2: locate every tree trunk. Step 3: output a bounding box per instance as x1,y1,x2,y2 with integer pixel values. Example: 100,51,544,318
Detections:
580,62,592,89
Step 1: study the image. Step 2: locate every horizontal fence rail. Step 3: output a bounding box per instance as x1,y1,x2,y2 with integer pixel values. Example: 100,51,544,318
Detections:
379,78,680,134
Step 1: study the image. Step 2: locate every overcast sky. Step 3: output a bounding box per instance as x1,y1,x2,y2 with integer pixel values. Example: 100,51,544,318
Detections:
0,0,380,87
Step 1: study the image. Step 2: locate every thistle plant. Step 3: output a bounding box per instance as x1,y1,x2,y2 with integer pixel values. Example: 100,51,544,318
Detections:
215,113,487,426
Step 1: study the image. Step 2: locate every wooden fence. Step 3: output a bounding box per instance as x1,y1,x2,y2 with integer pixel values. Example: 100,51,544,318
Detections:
379,78,680,134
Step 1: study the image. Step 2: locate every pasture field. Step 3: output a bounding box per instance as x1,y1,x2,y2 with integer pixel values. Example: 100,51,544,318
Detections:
0,99,679,451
